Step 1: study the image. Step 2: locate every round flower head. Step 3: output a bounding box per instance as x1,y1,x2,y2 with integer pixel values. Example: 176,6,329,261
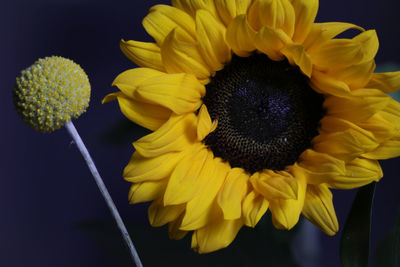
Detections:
105,0,400,253
14,56,90,133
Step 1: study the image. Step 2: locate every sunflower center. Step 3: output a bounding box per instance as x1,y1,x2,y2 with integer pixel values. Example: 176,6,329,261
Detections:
203,54,324,174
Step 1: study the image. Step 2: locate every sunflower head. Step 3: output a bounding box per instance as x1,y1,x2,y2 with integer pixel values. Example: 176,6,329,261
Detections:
14,56,90,133
105,0,400,253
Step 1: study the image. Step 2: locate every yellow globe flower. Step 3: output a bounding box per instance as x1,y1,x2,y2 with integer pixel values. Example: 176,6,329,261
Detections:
104,0,400,253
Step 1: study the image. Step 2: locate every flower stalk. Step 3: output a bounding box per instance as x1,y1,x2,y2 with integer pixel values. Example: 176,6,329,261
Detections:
65,120,143,267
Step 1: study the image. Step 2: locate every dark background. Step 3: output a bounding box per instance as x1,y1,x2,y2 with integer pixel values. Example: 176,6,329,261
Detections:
2,0,400,266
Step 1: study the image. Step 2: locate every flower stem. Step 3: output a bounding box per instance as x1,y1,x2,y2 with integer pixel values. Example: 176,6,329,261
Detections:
65,120,143,267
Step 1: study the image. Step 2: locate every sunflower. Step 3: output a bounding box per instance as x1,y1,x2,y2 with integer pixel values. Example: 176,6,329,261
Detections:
104,0,400,253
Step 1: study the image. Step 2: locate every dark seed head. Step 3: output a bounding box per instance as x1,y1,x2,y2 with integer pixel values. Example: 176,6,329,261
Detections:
203,54,324,174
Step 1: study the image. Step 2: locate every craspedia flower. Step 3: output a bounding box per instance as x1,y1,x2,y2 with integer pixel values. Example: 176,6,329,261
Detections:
104,0,400,253
13,56,90,133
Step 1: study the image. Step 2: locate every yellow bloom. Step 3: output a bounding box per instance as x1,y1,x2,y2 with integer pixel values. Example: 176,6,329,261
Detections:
104,0,400,253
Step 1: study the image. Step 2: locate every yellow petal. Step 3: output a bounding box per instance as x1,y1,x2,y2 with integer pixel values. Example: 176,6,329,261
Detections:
215,0,252,26
362,138,400,160
172,0,218,19
328,158,382,189
250,170,298,200
225,14,257,57
168,215,188,240
109,92,171,131
197,104,218,141
112,68,164,99
134,113,197,157
217,168,249,220
143,4,196,45
136,73,205,114
367,71,400,93
310,70,351,97
304,22,364,52
148,198,186,227
379,98,400,130
281,43,312,77
128,180,167,204
242,191,269,227
180,159,230,230
326,60,376,90
269,164,306,230
196,9,231,72
310,30,379,70
248,0,295,37
161,28,211,82
290,0,318,44
120,40,165,72
302,184,338,236
357,113,397,142
164,146,209,205
191,218,243,254
124,150,186,183
299,149,346,185
324,89,390,122
255,26,291,61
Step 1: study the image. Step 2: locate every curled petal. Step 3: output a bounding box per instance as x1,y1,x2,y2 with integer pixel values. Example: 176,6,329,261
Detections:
290,0,319,44
250,170,298,200
191,218,243,254
328,158,383,189
242,191,269,227
172,0,218,19
195,9,231,72
143,4,196,45
362,137,400,160
120,40,165,72
215,0,252,26
310,70,351,97
197,104,218,141
168,214,188,240
225,14,257,57
134,113,197,157
367,71,400,93
255,26,291,61
128,180,167,204
148,198,186,227
302,184,339,235
281,43,312,77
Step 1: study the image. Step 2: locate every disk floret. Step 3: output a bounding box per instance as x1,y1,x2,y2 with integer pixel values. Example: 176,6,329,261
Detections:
13,56,90,133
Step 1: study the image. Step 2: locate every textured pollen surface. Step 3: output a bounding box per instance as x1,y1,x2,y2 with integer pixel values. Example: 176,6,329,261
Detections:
13,56,91,133
203,54,324,173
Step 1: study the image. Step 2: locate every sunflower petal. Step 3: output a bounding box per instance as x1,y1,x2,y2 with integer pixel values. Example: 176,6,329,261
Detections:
124,151,186,183
250,170,298,200
197,104,218,141
269,164,307,229
367,71,400,93
168,215,188,240
328,158,383,189
324,89,390,122
362,138,400,160
164,146,208,205
290,0,318,44
110,92,171,131
310,30,378,70
128,180,167,204
304,22,364,51
161,28,211,82
217,168,249,220
255,26,291,61
225,14,257,57
302,184,338,235
191,218,243,254
134,113,197,157
310,70,351,97
248,0,295,37
172,0,218,19
148,198,186,227
215,0,252,26
281,43,312,77
135,73,205,114
143,4,196,45
120,40,165,72
195,9,231,72
299,149,346,185
242,191,269,227
181,159,230,230
357,113,397,142
326,60,376,90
